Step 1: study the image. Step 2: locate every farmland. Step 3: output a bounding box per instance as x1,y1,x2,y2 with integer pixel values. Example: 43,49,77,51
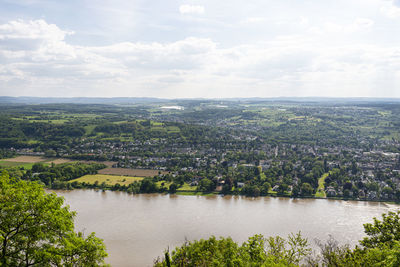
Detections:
2,155,47,163
69,174,144,186
98,168,165,177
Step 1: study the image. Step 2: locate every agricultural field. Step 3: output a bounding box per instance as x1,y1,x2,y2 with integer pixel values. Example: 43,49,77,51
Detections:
98,168,166,177
2,156,47,163
70,174,144,186
0,156,47,169
1,155,72,164
48,158,72,164
0,155,73,169
0,161,36,169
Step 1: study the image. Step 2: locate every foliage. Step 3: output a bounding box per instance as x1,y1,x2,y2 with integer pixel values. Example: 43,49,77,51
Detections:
0,171,107,266
0,149,16,159
154,232,310,267
197,178,215,192
361,211,400,249
24,162,106,188
301,182,314,196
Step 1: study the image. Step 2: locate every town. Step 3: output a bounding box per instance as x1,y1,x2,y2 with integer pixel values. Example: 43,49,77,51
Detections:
1,98,400,201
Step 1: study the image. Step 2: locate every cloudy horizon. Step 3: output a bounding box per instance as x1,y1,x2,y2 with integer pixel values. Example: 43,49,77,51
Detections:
1,0,400,98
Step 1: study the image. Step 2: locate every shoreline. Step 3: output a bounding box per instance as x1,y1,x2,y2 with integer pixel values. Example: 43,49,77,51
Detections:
48,187,400,205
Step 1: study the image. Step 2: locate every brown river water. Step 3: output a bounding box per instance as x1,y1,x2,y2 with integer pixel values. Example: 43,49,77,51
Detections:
51,190,398,267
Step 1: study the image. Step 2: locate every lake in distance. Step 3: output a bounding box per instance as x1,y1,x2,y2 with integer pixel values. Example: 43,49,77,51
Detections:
51,190,398,267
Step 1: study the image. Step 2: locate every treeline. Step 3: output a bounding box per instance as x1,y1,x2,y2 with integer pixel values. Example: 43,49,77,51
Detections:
0,149,16,159
23,162,106,189
70,177,179,194
154,211,400,266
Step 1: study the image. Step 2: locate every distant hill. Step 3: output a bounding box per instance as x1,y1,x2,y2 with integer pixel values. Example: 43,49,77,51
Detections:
0,96,399,105
0,96,168,104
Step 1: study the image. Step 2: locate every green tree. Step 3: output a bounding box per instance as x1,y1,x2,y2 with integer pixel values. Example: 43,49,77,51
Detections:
0,172,108,266
169,183,178,194
197,178,214,192
277,183,289,195
361,211,400,249
301,182,314,196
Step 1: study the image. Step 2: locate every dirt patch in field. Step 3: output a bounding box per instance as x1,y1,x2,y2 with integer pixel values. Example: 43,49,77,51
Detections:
3,156,46,163
98,168,167,177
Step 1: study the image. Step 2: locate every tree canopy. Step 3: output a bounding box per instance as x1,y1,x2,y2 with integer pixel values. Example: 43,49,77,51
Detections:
0,171,108,266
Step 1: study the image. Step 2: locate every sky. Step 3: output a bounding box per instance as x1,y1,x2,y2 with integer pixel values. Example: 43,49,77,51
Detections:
0,0,400,98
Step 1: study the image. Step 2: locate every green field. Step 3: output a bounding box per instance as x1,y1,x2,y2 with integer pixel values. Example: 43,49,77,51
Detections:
315,172,330,198
177,182,197,191
156,181,197,192
268,188,278,195
70,174,144,186
156,181,172,187
0,161,36,169
84,125,97,134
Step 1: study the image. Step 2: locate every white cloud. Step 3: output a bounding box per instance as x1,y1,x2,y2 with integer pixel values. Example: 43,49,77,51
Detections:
380,1,400,18
0,18,399,98
179,5,205,15
353,18,374,29
240,17,266,24
0,19,73,42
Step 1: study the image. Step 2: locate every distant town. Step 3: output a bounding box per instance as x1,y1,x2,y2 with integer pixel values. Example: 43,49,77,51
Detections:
1,98,400,201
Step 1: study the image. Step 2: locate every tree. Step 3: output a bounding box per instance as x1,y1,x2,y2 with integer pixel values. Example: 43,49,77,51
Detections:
197,178,214,192
278,183,289,195
0,171,107,266
221,184,232,194
44,149,57,157
169,183,178,194
301,182,314,196
361,211,400,249
140,178,159,193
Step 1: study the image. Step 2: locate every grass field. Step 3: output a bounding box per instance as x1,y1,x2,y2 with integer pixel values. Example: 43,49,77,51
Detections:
156,181,197,192
177,182,197,191
156,181,172,188
69,174,144,186
315,172,330,198
0,161,36,169
268,188,278,195
84,125,97,134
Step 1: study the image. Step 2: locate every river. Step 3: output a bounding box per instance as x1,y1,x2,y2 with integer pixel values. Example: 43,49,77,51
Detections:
51,190,398,267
